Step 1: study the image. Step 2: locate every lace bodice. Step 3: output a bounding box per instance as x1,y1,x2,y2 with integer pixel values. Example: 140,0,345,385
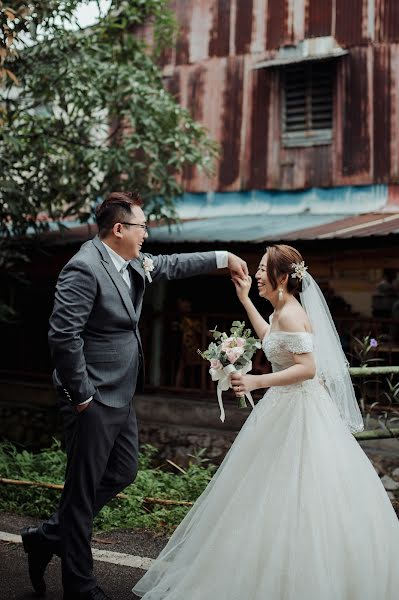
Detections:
263,331,314,373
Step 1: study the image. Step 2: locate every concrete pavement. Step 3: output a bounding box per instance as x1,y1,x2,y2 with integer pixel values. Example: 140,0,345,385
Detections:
0,513,169,600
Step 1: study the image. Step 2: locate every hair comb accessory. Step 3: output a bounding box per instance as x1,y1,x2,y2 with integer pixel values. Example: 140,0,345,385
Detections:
291,261,308,281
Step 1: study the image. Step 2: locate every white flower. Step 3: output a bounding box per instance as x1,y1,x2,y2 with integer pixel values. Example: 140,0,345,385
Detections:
142,256,154,282
291,261,308,281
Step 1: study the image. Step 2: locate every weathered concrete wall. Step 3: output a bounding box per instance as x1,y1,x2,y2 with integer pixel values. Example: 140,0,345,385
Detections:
1,381,398,467
0,382,247,464
136,393,248,464
0,381,62,449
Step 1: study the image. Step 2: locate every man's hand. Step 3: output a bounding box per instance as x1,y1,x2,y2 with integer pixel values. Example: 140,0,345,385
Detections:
227,253,248,279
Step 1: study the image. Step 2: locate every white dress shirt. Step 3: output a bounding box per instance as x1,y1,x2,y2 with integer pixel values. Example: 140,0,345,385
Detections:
215,250,228,269
102,241,131,288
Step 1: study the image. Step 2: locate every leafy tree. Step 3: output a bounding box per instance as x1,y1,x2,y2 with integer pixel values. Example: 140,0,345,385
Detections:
0,0,218,237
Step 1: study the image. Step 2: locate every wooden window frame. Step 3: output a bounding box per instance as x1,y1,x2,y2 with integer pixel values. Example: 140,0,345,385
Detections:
281,60,334,148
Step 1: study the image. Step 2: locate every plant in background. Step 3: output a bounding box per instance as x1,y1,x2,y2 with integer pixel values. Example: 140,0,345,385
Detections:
378,375,399,433
0,0,218,321
186,447,215,469
349,335,399,432
349,334,382,422
351,334,380,368
0,441,217,533
0,0,218,238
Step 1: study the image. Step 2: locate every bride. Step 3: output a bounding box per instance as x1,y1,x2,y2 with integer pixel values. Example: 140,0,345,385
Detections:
133,244,399,600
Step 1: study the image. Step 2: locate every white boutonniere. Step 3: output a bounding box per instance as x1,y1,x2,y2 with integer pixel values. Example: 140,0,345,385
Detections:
142,256,154,282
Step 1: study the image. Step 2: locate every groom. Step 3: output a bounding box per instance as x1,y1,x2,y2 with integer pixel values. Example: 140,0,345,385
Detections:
21,191,248,600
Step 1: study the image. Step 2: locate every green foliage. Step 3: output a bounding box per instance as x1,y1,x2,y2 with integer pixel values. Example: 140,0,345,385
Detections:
349,336,399,431
372,374,399,431
1,2,85,82
198,321,261,366
0,439,67,516
350,334,382,369
0,440,217,533
0,1,218,236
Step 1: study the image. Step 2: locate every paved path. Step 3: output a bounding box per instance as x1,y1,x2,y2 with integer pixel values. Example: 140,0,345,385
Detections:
0,513,168,600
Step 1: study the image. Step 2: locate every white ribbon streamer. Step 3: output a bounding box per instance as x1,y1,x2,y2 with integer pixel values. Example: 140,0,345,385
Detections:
210,361,255,422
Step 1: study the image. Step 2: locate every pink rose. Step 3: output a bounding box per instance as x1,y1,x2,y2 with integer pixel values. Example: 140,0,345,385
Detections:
226,350,238,364
221,337,235,352
226,347,244,364
210,358,222,369
235,337,246,347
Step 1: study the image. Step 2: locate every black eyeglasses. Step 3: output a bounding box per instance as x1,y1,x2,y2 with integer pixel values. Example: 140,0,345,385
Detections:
120,222,149,232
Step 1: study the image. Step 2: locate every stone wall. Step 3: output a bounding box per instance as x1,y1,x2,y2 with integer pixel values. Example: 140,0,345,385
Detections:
0,381,62,449
1,381,398,469
135,393,248,464
0,381,246,463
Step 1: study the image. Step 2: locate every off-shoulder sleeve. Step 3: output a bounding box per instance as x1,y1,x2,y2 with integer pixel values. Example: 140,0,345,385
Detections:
284,334,314,354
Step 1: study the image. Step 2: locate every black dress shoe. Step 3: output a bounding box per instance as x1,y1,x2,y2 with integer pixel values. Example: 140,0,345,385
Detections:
63,586,112,600
21,526,53,596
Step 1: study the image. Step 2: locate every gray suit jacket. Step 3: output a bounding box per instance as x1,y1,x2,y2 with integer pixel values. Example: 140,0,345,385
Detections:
49,236,217,408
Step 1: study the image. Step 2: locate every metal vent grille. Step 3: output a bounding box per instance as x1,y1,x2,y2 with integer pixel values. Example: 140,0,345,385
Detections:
282,61,333,146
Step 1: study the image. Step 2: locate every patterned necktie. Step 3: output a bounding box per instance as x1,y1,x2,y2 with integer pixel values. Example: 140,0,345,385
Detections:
119,263,131,289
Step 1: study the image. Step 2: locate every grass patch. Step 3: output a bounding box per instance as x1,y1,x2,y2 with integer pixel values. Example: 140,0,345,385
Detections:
0,441,217,533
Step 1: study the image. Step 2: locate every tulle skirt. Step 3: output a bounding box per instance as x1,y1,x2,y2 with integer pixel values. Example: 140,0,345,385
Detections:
133,380,399,599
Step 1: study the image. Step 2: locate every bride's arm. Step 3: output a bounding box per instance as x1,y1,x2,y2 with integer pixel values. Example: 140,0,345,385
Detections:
231,275,269,340
231,311,316,392
253,353,316,387
232,353,316,393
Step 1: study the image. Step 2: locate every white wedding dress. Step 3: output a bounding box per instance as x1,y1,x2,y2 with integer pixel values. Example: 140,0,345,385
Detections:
133,329,399,599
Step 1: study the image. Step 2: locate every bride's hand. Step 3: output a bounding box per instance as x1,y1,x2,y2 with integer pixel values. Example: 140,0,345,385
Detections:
230,373,258,395
231,274,252,304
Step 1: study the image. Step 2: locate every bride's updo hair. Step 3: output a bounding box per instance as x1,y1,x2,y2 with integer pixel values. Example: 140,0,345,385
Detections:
265,244,305,294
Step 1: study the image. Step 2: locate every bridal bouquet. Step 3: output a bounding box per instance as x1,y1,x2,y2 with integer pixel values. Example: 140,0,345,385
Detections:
198,321,261,422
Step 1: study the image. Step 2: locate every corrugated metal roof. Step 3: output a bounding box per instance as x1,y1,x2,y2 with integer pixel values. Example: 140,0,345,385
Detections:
149,184,399,243
149,212,399,243
35,185,399,245
285,212,399,240
172,185,388,219
149,213,346,243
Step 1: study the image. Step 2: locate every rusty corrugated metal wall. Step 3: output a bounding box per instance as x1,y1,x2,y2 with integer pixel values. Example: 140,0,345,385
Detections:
161,0,399,192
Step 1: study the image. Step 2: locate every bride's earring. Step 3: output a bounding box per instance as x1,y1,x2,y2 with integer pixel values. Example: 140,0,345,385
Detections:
278,287,283,302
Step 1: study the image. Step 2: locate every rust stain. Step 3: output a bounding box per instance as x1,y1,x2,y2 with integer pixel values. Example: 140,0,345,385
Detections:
266,0,287,50
219,57,244,188
187,65,206,121
373,45,391,181
376,0,399,42
305,145,332,188
248,67,270,188
209,0,231,57
175,0,192,65
184,66,206,184
342,48,370,176
164,70,181,103
158,47,173,68
335,0,364,46
390,46,399,181
235,0,253,55
305,0,332,38
387,185,399,209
